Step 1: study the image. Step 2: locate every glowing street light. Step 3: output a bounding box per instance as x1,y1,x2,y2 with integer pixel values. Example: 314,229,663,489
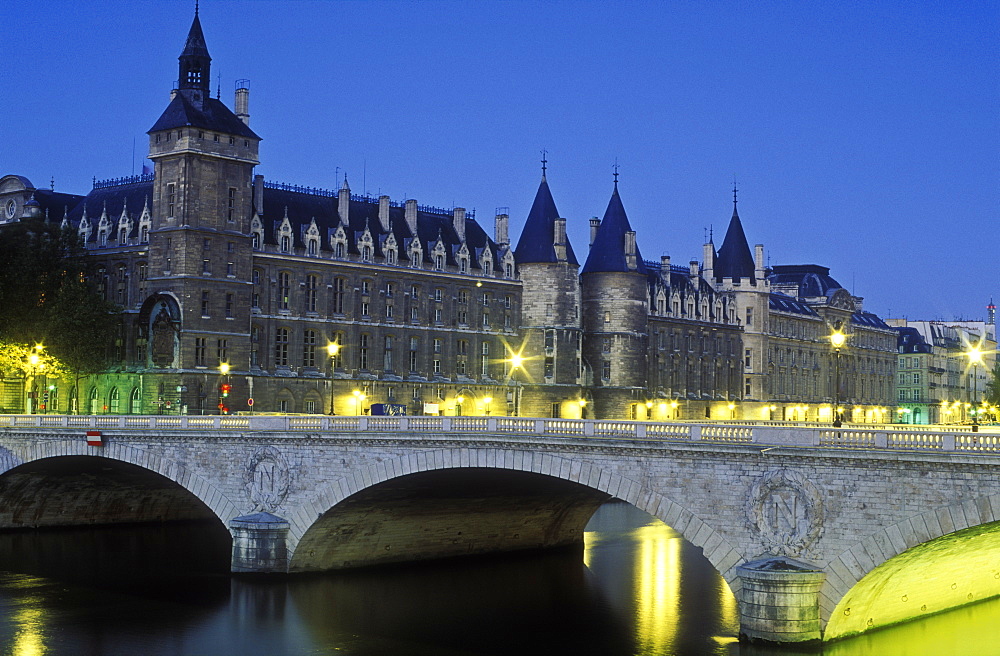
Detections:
327,342,340,414
352,389,366,416
830,322,847,428
966,345,984,432
483,396,492,416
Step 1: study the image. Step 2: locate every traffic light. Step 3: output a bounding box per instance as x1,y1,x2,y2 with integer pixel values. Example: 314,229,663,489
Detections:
220,383,232,398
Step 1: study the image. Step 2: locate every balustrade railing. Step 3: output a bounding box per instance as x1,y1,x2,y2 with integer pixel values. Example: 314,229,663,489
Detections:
0,414,996,454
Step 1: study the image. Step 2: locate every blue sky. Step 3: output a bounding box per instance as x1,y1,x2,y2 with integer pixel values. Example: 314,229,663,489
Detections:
4,1,997,322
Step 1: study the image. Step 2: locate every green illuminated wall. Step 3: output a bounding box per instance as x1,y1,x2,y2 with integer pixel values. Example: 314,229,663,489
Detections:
826,520,1000,640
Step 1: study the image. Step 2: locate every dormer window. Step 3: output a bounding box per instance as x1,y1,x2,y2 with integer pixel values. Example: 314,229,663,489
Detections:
434,253,444,270
335,242,345,258
280,235,291,253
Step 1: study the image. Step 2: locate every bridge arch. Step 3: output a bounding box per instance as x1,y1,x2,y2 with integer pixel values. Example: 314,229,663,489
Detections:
822,492,1000,640
286,446,744,583
0,438,242,529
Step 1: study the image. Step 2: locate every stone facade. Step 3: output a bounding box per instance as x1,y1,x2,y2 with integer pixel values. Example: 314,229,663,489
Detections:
2,419,1000,643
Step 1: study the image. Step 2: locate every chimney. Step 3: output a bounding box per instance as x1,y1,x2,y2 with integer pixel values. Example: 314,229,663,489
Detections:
405,199,418,235
754,244,765,280
660,255,671,270
625,230,637,270
494,211,509,246
689,260,699,278
553,218,567,262
702,242,715,281
253,174,264,215
378,195,391,232
589,217,600,246
453,207,466,242
338,178,350,226
235,80,250,126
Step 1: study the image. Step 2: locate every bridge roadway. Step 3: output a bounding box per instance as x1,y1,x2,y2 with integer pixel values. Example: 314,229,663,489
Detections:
1,414,1000,646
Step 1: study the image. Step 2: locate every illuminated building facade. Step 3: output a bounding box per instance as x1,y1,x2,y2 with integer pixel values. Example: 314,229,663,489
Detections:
891,319,997,424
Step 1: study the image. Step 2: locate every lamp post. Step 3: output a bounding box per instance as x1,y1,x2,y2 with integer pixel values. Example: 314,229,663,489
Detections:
966,346,983,432
830,323,847,428
218,362,231,415
508,352,524,416
327,342,340,415
352,389,366,416
483,396,492,416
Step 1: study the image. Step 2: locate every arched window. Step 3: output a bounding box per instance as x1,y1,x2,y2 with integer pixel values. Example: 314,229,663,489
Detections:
505,262,514,278
335,242,345,258
109,387,120,413
307,239,318,256
275,327,289,366
280,235,291,253
435,253,445,270
89,388,100,414
361,245,373,262
252,232,260,250
130,387,141,414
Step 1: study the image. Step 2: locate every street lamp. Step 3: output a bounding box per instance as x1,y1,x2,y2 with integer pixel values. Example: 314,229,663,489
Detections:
327,342,340,415
352,389,366,416
483,396,492,416
966,345,983,432
830,323,847,428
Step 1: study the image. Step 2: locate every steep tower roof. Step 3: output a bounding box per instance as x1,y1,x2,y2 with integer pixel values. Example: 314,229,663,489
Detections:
714,189,755,283
513,176,578,265
581,181,646,274
148,11,259,139
178,10,211,98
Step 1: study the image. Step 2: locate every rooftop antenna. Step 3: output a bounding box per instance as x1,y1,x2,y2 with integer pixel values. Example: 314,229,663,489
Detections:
335,166,340,188
540,149,548,179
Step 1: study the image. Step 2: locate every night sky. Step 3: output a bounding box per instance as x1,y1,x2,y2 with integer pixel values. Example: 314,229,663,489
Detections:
4,1,997,322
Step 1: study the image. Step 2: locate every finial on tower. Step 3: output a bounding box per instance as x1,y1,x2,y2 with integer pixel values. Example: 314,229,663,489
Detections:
733,176,738,207
195,0,199,16
613,159,619,187
540,149,548,180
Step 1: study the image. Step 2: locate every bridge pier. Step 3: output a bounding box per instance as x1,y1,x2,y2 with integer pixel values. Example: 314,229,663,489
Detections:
736,556,826,645
230,512,290,574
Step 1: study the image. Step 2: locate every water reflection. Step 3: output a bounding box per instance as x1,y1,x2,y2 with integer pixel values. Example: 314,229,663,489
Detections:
0,506,997,654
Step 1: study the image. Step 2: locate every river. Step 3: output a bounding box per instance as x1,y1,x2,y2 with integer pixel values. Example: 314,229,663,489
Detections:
0,501,997,655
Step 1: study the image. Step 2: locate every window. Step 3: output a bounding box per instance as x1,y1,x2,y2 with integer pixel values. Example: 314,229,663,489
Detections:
130,388,141,414
252,232,260,250
201,291,210,316
359,334,370,370
434,253,445,270
280,235,291,253
217,339,228,365
602,360,611,380
116,265,128,305
195,337,207,366
481,342,490,376
227,261,234,276
362,280,371,295
481,292,489,306
604,311,611,324
482,312,490,327
109,388,120,414
409,337,419,371
385,304,393,319
433,339,442,354
544,356,554,378
505,295,512,309
228,188,236,222
602,338,611,353
434,308,443,323
332,278,345,314
433,358,442,374
745,307,753,326
275,328,289,366
305,275,318,313
202,259,211,275
386,282,395,297
362,301,370,317
166,183,175,217
303,330,316,367
225,293,233,318
913,373,921,385
545,330,554,350
434,288,443,302
458,290,468,304
279,272,290,310
383,336,393,372
745,377,752,396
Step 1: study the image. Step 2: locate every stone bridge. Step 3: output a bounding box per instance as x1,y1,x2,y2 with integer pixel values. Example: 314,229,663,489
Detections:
1,414,999,646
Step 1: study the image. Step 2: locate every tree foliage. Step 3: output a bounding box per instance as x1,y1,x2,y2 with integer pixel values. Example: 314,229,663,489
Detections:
985,361,1000,408
0,219,120,379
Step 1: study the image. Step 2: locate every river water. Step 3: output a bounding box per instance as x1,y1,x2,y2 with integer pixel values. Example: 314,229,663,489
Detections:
0,501,997,655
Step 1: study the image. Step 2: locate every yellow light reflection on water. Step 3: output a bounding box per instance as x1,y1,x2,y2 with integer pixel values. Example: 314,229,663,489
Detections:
10,596,47,656
633,522,681,652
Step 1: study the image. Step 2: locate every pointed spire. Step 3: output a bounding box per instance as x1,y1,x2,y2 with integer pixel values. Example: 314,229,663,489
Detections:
581,181,646,274
714,185,756,284
514,171,578,266
540,149,548,181
177,6,211,100
340,174,350,191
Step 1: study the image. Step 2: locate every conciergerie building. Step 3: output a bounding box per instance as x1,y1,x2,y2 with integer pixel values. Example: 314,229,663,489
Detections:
0,11,896,421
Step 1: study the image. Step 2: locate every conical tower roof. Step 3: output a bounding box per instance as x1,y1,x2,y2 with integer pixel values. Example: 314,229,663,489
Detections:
514,177,578,265
582,182,646,274
714,195,755,283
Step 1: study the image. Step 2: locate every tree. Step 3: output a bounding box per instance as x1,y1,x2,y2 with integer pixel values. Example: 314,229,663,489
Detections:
985,361,1000,408
0,219,120,411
